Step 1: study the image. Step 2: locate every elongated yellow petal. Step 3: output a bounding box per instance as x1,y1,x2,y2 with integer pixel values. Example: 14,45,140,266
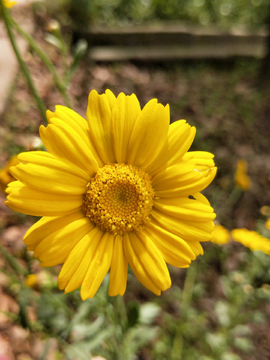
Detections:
86,90,115,164
24,210,85,248
40,124,98,175
5,181,82,216
47,105,88,129
49,117,103,168
58,227,103,292
105,89,117,109
145,120,196,176
46,106,103,167
154,196,215,222
111,93,141,163
144,220,195,267
81,232,114,299
17,151,90,182
192,192,210,206
185,240,204,256
124,231,171,295
34,217,94,267
151,208,214,242
127,99,170,168
152,162,217,197
11,162,88,196
109,234,128,296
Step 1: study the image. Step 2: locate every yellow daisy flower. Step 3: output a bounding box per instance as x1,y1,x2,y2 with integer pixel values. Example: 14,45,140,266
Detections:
0,156,20,192
211,224,230,245
6,90,217,299
234,159,252,191
231,228,270,255
2,0,17,8
265,218,270,231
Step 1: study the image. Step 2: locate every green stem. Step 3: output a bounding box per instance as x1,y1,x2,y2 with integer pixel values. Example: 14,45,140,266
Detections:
11,19,73,108
217,186,242,220
182,262,197,306
0,242,28,277
0,0,47,122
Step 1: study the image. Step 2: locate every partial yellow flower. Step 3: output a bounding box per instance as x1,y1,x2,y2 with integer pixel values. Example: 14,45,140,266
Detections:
234,159,252,191
211,224,230,245
2,0,17,8
6,90,217,300
0,156,20,192
231,228,270,255
25,274,38,288
265,218,270,230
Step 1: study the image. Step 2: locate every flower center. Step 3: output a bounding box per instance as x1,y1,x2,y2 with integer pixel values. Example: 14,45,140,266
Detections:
82,164,154,235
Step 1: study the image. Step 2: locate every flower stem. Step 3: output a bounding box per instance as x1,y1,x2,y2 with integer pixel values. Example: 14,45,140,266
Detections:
182,262,197,305
11,19,73,109
0,242,27,277
0,0,47,122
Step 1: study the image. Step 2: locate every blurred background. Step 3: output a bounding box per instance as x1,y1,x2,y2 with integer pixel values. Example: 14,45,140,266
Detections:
0,0,270,359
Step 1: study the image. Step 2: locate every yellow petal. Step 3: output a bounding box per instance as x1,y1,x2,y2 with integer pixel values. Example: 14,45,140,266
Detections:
185,240,204,256
40,124,98,176
58,227,104,292
151,208,214,242
6,181,82,216
105,89,117,109
81,232,114,300
124,231,171,295
192,192,210,206
46,105,103,166
109,234,128,296
154,196,216,222
145,120,196,176
144,220,195,267
48,116,103,168
17,151,90,182
152,162,217,198
24,210,85,248
33,216,94,267
86,90,115,164
127,99,170,168
11,160,88,196
111,93,141,163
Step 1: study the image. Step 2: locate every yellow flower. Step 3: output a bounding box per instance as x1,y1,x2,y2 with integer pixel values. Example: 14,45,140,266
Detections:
6,90,217,299
25,274,38,288
0,156,20,192
234,159,252,191
211,224,230,245
265,218,270,231
2,0,17,8
231,228,270,255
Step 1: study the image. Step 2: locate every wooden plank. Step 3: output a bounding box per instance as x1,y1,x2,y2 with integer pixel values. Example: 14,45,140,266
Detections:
73,23,268,61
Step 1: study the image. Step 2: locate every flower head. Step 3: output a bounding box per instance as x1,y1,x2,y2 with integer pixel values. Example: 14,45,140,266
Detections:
211,224,230,245
231,228,270,255
2,0,17,8
234,159,252,191
6,90,217,299
0,156,20,192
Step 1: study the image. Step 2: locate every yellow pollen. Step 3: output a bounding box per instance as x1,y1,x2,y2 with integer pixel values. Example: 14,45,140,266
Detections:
82,164,154,235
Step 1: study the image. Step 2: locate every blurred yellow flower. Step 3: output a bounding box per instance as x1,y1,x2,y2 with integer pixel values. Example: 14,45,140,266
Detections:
265,219,270,231
2,0,17,8
231,228,270,255
6,90,217,299
211,224,230,245
25,274,38,288
0,156,20,192
234,159,252,191
25,271,54,289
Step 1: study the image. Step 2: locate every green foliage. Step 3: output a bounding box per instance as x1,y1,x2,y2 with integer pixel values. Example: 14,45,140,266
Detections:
66,0,270,28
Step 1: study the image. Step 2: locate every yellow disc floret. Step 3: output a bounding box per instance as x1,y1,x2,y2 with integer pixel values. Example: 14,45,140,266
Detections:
82,164,154,235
